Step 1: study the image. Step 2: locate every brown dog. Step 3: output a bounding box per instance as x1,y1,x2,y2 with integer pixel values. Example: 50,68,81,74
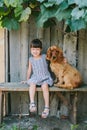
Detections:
46,45,82,89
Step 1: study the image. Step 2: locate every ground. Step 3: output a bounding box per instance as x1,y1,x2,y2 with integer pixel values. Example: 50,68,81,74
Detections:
0,115,87,130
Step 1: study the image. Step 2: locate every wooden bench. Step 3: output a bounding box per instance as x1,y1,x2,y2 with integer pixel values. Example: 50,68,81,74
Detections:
0,82,87,124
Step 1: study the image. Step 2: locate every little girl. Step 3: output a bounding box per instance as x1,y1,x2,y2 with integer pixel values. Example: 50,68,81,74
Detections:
27,39,53,118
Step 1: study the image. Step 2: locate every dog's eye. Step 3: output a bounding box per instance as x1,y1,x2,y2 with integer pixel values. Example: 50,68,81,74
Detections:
56,50,59,53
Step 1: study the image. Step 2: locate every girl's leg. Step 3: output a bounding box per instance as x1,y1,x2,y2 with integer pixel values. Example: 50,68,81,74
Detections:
41,83,50,118
29,83,37,112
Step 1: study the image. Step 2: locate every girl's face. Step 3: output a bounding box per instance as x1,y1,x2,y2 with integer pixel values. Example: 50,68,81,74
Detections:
31,47,42,58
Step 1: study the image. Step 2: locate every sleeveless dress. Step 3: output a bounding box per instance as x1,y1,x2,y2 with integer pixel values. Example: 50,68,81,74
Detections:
27,54,53,86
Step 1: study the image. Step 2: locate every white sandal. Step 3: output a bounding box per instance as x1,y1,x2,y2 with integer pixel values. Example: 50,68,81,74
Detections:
29,102,37,113
41,107,49,118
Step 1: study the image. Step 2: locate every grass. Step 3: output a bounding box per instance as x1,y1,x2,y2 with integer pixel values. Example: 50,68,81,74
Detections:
0,124,38,130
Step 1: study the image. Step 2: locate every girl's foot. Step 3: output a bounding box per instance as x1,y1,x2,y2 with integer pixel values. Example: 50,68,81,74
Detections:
41,107,49,118
29,102,37,113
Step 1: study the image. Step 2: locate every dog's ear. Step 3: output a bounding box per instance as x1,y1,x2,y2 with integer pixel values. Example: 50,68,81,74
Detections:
58,50,64,61
46,48,51,60
59,51,63,57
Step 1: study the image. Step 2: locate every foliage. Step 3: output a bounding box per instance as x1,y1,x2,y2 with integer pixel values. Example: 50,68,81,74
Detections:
71,124,79,130
0,0,87,31
0,123,38,130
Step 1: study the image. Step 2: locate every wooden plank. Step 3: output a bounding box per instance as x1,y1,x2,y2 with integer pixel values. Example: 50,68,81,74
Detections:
78,30,87,83
0,91,3,123
50,21,64,48
63,31,77,120
38,92,44,115
10,30,21,81
50,92,59,116
43,27,50,53
0,83,87,92
20,22,29,80
70,92,78,124
63,32,77,67
9,28,21,115
28,16,38,47
11,92,29,115
4,29,9,82
16,22,29,115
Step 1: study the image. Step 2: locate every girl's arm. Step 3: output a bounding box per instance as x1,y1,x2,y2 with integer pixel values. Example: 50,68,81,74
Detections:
21,61,32,84
27,60,32,80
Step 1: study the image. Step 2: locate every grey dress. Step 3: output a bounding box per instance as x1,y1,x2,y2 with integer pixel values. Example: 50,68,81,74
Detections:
27,54,53,86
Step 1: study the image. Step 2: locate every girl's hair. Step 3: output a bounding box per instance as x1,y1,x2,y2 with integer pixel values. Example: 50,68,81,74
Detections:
30,39,42,49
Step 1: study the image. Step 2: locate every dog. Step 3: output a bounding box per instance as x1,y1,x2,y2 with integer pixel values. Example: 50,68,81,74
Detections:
46,45,82,89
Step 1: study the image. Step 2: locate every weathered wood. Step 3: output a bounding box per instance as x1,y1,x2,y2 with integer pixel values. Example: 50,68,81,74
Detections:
43,27,50,53
78,30,87,83
50,92,59,116
50,21,64,48
0,91,3,123
63,32,77,67
10,92,29,115
20,22,29,80
10,30,21,81
38,92,44,115
28,16,38,47
0,82,87,124
0,82,87,92
70,92,78,124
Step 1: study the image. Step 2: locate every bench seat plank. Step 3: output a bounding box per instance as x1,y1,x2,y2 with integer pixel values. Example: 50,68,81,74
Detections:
0,82,87,92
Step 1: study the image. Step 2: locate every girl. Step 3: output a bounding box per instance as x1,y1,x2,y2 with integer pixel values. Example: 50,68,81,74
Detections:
27,39,53,118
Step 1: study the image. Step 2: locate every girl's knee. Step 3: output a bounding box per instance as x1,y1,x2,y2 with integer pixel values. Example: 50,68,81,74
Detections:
41,84,49,91
29,83,36,89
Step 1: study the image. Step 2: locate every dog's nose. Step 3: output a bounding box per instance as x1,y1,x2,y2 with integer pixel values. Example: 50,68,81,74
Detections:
52,56,56,59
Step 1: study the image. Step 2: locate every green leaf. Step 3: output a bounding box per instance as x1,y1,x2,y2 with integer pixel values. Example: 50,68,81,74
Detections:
43,2,55,8
0,0,4,7
66,19,87,31
19,7,31,22
1,17,19,30
43,0,65,8
55,8,72,21
37,0,44,2
36,5,58,27
75,0,87,7
43,18,56,28
43,0,64,8
59,1,69,10
0,6,10,16
4,0,23,7
68,0,75,5
14,5,23,17
84,13,87,22
48,0,64,5
71,7,84,20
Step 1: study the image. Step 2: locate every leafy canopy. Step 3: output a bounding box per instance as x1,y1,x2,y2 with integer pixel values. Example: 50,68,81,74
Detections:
0,0,87,31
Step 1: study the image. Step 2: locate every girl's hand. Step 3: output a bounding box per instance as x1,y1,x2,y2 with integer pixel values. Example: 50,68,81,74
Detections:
21,80,27,84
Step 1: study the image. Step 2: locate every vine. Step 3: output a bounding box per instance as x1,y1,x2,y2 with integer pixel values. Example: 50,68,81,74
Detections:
0,0,87,31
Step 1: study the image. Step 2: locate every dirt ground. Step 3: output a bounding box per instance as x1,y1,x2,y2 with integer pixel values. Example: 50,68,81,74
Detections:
1,115,87,130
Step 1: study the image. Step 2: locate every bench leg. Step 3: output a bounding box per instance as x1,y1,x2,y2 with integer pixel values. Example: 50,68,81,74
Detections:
70,92,78,124
0,91,3,124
